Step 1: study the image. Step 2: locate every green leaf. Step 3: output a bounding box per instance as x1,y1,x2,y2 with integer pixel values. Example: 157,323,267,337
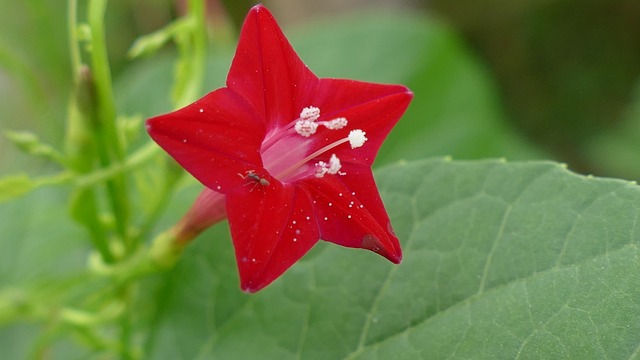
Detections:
5,131,65,165
128,18,191,59
146,159,640,359
0,174,34,203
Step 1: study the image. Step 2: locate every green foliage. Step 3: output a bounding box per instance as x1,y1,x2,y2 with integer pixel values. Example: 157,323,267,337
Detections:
147,159,640,359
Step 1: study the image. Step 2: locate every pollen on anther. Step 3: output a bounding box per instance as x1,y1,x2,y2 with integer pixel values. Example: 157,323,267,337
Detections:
348,129,368,148
322,117,348,130
300,106,320,121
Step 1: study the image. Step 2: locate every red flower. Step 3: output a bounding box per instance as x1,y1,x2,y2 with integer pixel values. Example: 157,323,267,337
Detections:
147,5,413,292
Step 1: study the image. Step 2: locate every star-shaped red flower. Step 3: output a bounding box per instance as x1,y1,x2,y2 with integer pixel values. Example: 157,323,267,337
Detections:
147,5,413,292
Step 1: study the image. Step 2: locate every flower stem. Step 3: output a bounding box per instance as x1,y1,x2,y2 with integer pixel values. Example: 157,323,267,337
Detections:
67,0,81,80
172,0,206,108
88,0,131,250
67,0,115,263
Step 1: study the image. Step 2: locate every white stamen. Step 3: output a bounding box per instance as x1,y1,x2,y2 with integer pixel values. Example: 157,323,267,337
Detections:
321,117,347,130
294,120,319,137
315,154,344,178
348,130,367,148
300,106,320,121
295,106,348,137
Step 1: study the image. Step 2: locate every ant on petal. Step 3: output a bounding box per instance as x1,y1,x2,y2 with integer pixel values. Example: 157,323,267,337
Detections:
238,170,270,191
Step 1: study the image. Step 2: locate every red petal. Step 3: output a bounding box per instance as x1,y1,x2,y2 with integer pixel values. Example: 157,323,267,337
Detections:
146,88,265,192
227,5,319,130
311,79,413,166
299,165,401,263
226,182,320,292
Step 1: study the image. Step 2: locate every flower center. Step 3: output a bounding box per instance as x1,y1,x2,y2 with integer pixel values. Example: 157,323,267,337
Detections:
261,106,367,183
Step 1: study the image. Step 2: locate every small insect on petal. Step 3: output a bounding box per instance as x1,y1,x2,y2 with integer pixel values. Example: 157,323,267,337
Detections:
238,170,270,191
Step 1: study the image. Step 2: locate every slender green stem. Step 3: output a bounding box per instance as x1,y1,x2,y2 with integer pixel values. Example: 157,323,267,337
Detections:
66,0,115,263
88,0,131,250
75,142,160,188
67,0,81,80
173,0,206,108
118,285,134,360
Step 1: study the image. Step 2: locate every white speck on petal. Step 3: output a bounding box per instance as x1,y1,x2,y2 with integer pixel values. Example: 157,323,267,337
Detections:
199,108,204,113
324,217,328,221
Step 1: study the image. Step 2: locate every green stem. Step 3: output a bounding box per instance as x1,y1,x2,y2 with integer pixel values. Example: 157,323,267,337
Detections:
67,0,81,80
67,0,115,263
173,0,206,108
88,0,131,250
75,142,160,189
118,285,134,360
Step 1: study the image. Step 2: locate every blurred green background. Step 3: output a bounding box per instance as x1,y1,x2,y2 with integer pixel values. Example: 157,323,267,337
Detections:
1,0,640,179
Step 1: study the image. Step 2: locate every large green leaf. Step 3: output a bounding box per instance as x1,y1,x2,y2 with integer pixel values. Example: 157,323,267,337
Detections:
147,159,640,359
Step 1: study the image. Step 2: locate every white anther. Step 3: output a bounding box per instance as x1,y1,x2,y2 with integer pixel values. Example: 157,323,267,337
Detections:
295,120,319,137
321,117,348,130
348,129,367,148
300,106,321,121
315,154,344,178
